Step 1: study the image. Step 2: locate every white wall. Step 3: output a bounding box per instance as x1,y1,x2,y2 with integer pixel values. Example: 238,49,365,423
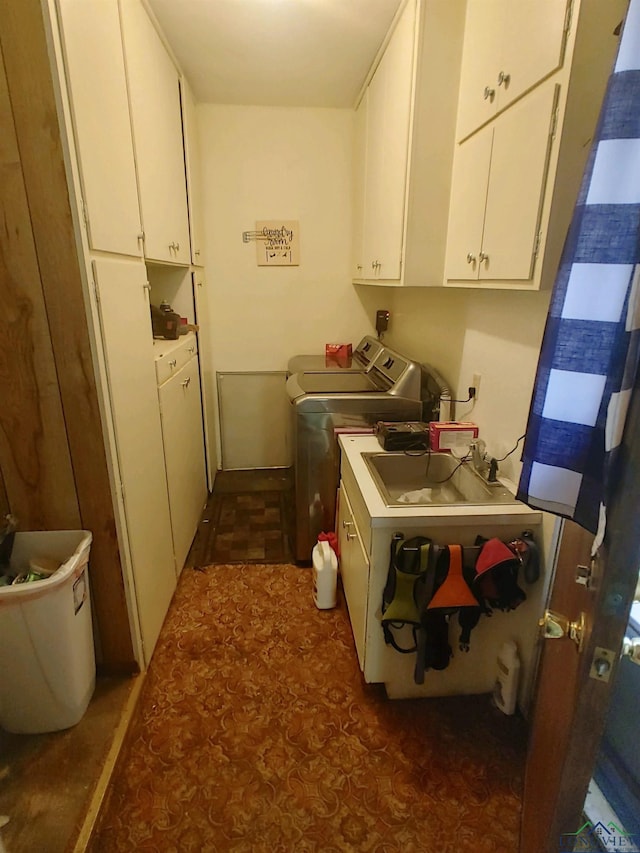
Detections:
382,287,551,483
198,104,381,372
197,104,553,477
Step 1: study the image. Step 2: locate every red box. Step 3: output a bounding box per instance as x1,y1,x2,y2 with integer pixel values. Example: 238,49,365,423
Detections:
325,343,352,367
429,422,479,452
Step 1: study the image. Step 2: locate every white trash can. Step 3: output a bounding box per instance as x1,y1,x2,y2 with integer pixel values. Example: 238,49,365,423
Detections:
0,530,95,734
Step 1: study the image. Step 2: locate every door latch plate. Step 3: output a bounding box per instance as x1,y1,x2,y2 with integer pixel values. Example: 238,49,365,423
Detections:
590,646,616,682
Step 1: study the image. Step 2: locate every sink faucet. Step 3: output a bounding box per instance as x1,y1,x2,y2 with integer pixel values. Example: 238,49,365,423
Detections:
470,439,487,474
469,439,499,483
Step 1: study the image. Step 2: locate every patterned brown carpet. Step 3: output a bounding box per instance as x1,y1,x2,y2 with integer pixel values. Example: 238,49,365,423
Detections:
89,564,527,852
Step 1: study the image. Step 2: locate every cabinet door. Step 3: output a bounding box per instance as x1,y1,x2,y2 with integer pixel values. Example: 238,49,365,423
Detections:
352,91,367,278
57,0,142,256
480,83,558,281
192,271,217,490
455,0,506,141
362,57,385,279
181,78,205,266
499,0,570,113
338,486,370,672
120,0,190,265
456,0,569,141
93,256,176,663
443,126,493,282
159,356,207,573
362,0,415,281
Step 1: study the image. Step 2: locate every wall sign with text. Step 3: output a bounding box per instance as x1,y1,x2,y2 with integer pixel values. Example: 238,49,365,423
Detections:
242,220,300,266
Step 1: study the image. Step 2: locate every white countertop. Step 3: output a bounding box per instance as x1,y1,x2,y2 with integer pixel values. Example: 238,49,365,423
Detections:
338,434,541,526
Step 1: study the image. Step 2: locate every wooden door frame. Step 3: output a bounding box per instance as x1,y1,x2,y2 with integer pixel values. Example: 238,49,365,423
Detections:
529,367,640,848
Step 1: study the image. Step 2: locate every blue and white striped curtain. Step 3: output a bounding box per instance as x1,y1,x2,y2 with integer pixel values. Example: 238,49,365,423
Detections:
517,0,640,540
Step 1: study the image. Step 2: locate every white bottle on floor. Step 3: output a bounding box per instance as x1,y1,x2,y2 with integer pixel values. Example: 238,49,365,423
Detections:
312,540,337,610
493,640,520,715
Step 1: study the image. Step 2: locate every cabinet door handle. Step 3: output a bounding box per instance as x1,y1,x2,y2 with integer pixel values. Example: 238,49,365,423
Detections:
466,253,476,264
483,86,495,101
497,71,510,87
182,376,191,389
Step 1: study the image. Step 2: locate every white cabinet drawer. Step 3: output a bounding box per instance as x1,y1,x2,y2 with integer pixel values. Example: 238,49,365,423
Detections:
154,333,198,386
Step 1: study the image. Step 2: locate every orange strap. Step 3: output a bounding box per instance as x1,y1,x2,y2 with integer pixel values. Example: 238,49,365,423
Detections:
428,544,478,609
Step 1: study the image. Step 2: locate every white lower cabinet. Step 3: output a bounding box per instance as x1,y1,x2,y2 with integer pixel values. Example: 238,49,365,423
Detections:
92,256,177,662
338,435,548,712
337,487,370,671
156,336,207,574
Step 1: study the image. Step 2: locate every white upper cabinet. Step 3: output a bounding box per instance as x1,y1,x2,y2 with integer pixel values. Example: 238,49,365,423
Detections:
444,0,627,290
445,83,558,283
361,0,415,282
455,0,571,141
56,0,142,257
353,0,467,286
351,91,367,278
120,0,191,265
181,79,205,266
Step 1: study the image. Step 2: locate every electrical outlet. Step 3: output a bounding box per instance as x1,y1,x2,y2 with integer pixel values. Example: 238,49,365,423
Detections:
472,373,482,401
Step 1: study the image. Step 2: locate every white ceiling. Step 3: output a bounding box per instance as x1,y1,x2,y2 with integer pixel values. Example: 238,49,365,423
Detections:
145,0,403,108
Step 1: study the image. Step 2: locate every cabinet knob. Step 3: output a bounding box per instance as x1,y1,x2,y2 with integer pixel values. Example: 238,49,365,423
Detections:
497,70,510,87
357,264,363,271
169,359,177,368
346,531,357,540
342,519,352,529
175,242,180,251
195,250,200,256
479,252,489,265
182,376,191,389
466,253,476,265
483,86,495,101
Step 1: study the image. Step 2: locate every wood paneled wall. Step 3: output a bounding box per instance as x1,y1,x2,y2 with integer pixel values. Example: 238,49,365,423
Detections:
0,1,136,671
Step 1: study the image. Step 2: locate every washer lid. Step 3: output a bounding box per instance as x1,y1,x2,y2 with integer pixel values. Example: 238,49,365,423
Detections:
294,372,380,394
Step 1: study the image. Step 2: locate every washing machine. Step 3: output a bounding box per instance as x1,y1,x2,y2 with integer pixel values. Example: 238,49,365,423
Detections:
287,335,384,375
287,348,449,562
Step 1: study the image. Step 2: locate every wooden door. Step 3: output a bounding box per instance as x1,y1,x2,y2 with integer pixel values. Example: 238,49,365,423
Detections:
443,126,492,282
480,82,558,282
521,370,640,851
120,0,190,265
56,0,142,257
93,256,177,664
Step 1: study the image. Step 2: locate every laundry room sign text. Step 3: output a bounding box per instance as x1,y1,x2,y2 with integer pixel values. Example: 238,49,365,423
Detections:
242,220,300,266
